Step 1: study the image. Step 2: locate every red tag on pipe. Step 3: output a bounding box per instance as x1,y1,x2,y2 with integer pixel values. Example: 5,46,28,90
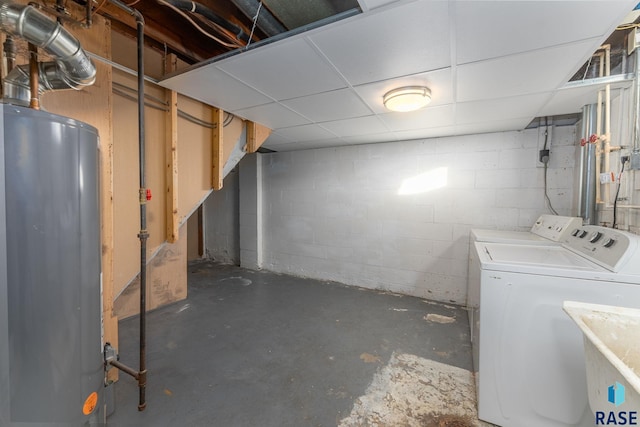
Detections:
146,189,152,201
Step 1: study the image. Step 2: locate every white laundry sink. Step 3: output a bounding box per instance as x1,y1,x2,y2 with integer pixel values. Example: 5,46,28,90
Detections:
563,301,640,421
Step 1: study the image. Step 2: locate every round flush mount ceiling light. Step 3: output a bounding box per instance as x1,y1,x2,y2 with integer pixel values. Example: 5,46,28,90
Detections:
383,86,432,112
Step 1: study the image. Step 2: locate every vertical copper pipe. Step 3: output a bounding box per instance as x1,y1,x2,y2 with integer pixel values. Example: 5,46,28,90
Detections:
28,43,39,110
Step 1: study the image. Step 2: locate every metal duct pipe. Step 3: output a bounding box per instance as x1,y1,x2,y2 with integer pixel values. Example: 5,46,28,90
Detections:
0,1,96,104
578,104,599,225
229,0,286,37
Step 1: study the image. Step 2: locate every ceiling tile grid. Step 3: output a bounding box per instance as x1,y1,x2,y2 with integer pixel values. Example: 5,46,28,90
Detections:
159,0,640,152
216,37,348,101
281,88,374,122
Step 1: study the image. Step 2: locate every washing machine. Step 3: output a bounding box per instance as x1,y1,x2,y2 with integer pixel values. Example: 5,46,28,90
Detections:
470,214,583,245
469,225,640,427
467,215,583,340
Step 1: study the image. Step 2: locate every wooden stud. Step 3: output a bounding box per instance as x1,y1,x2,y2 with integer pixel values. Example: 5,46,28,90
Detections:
246,121,272,153
212,107,224,190
165,54,179,243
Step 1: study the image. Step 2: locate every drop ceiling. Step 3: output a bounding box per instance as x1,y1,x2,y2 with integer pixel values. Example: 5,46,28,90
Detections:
160,0,639,152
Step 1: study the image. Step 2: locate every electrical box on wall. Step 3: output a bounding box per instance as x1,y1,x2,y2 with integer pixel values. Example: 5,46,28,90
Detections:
630,151,640,170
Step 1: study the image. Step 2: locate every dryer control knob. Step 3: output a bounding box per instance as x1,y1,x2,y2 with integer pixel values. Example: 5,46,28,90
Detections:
571,228,581,237
603,238,616,248
579,230,588,238
589,232,603,243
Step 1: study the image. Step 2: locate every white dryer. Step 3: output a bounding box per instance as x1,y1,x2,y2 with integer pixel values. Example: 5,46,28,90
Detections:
468,225,640,427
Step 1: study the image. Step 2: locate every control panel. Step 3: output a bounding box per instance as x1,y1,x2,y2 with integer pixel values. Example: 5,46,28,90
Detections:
563,225,640,273
530,215,583,242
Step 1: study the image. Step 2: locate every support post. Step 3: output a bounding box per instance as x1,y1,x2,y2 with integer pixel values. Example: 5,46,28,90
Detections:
164,53,179,243
212,107,223,190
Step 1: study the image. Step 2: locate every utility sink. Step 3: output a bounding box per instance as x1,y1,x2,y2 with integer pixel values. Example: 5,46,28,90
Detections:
563,301,640,416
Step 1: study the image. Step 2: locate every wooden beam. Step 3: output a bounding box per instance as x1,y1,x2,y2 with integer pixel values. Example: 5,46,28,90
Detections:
212,107,224,190
246,121,272,153
165,54,179,243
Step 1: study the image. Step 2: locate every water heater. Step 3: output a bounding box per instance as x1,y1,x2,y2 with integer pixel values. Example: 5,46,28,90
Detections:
0,104,104,426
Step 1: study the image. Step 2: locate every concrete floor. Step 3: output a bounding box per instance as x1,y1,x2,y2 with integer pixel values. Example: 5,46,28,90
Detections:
107,261,474,426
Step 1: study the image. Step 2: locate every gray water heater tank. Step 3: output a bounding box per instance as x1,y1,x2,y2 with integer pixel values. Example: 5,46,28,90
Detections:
0,104,104,426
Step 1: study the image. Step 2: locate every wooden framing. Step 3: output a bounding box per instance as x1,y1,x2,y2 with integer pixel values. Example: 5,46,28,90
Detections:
212,107,224,190
165,54,179,243
246,121,272,153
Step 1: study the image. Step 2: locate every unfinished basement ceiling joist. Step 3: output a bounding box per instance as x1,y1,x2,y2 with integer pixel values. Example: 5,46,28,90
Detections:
159,0,638,152
94,0,361,63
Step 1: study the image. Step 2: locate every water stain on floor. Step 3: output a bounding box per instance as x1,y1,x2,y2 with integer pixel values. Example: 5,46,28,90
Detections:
359,352,381,364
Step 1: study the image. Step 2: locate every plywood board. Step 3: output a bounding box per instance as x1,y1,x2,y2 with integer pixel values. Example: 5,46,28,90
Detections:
113,223,188,319
112,70,168,298
223,114,244,165
177,95,213,223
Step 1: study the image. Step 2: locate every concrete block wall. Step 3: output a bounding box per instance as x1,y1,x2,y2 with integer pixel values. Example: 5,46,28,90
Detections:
254,126,577,305
203,168,240,264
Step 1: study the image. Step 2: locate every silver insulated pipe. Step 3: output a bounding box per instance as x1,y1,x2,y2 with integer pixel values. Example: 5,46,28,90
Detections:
0,1,96,104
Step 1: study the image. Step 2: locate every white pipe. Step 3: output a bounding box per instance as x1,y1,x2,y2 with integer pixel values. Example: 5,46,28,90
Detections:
604,45,611,205
595,51,604,204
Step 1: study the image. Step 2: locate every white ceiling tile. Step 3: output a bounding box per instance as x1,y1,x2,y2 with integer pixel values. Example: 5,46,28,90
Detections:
160,66,272,111
273,124,338,142
456,38,602,103
281,89,373,122
354,68,453,114
538,82,632,117
263,132,294,146
310,1,451,86
456,93,553,125
158,0,637,152
320,115,388,137
456,1,632,64
234,103,310,128
380,104,455,132
217,38,347,100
